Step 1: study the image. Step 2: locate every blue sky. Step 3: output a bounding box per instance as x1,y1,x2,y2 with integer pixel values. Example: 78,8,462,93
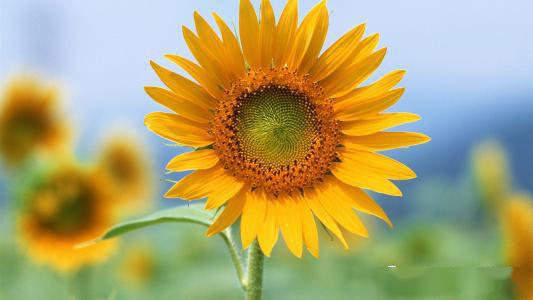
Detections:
1,0,532,185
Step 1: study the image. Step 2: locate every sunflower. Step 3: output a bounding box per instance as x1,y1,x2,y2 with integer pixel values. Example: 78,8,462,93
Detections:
96,135,154,216
145,0,429,257
17,163,117,273
119,243,156,288
502,195,533,300
0,76,68,166
471,140,511,210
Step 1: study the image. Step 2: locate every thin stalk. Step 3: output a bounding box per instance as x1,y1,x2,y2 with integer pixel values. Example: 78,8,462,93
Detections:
220,227,246,290
70,266,91,300
245,240,264,300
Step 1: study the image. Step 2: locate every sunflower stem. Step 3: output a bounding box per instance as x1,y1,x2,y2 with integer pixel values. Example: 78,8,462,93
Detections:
70,266,91,300
245,240,264,300
221,227,246,290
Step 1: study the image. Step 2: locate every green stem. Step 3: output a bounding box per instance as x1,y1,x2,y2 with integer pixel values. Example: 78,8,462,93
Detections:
220,227,246,290
70,267,91,300
245,240,264,300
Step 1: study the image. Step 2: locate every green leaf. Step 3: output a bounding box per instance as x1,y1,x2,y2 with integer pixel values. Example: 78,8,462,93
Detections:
77,204,215,248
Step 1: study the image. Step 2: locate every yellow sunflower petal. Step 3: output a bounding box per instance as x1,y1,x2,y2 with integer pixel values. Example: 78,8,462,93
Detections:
348,33,380,65
298,4,329,74
164,163,225,200
336,180,393,228
144,87,213,123
335,88,405,119
322,48,387,98
257,199,279,257
212,13,246,78
304,188,349,249
193,12,225,58
241,189,267,249
320,33,379,85
277,194,303,257
273,0,298,66
239,0,261,69
164,54,224,99
149,61,217,109
340,113,421,135
309,23,366,81
205,178,247,210
206,189,248,237
297,198,319,258
166,149,219,172
343,132,431,151
182,26,232,87
335,70,406,111
330,163,402,196
193,12,241,86
144,111,209,131
339,149,416,180
259,0,276,69
287,1,327,72
317,178,368,237
144,112,213,148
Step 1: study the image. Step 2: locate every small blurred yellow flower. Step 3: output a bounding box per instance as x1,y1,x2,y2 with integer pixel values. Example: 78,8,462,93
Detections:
502,194,533,300
119,243,156,287
17,163,117,273
472,140,511,209
0,76,68,167
96,135,153,216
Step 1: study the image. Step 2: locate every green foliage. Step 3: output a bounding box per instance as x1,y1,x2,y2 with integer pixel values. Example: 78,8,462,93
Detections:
79,204,218,247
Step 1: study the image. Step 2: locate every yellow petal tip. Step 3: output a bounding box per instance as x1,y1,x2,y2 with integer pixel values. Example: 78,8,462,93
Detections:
412,114,422,122
205,227,219,238
307,248,319,258
260,247,273,257
340,241,349,250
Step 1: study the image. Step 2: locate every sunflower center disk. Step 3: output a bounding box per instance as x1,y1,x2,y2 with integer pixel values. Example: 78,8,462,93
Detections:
213,68,340,195
236,87,316,169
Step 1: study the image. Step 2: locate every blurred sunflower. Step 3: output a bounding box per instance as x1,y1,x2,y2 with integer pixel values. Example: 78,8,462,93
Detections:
0,76,68,166
145,0,429,257
96,135,153,216
17,163,117,273
119,243,156,288
502,195,533,300
472,140,511,210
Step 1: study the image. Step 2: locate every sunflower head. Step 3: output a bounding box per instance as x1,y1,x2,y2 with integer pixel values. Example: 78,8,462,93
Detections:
471,140,512,210
145,0,429,257
18,162,117,273
0,76,68,167
502,194,533,299
96,135,154,216
119,243,156,288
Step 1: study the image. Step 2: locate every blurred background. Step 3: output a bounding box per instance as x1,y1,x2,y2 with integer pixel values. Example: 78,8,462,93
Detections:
0,0,532,299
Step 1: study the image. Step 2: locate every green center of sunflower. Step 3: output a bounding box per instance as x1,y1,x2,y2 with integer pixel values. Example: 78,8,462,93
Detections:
235,86,318,168
213,68,340,194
